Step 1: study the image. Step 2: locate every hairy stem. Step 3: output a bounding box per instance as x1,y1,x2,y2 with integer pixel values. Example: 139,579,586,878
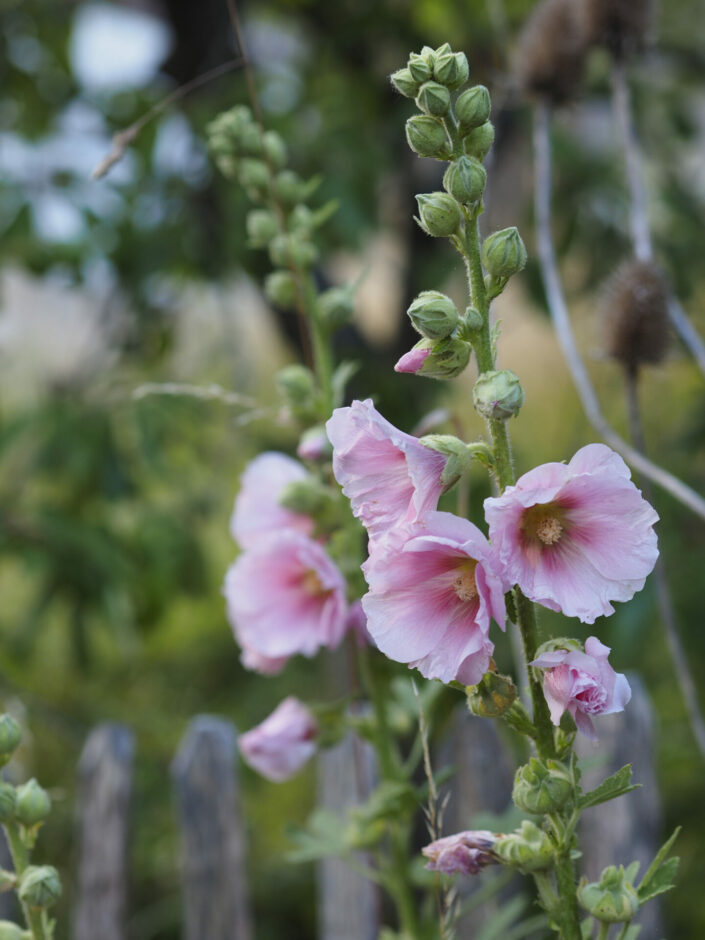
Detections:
4,821,49,940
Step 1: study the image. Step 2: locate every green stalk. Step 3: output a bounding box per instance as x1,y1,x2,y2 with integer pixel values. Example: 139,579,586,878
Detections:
302,273,335,417
597,922,610,940
4,821,49,940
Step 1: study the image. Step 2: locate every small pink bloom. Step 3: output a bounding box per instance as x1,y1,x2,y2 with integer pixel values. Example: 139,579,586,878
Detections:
239,697,318,782
395,346,431,374
484,444,659,624
296,428,330,462
531,636,631,739
362,511,506,685
326,399,446,543
230,452,314,550
224,531,348,659
422,830,497,875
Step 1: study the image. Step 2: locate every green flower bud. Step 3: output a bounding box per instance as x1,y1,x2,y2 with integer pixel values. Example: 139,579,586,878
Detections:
464,306,483,332
442,156,486,205
513,757,573,815
240,122,264,157
578,866,640,924
0,716,21,761
473,369,525,421
238,158,270,196
420,434,472,488
213,154,239,180
319,287,354,330
0,783,16,823
276,365,316,407
481,226,527,280
0,922,29,940
405,116,449,159
390,67,420,98
15,779,50,828
275,170,306,207
289,204,314,234
407,291,459,340
463,121,495,161
264,270,299,308
407,51,433,83
455,85,491,130
279,478,330,516
467,670,517,718
495,820,555,873
269,234,318,269
262,130,287,169
416,192,461,238
418,336,472,380
246,209,278,247
433,50,469,89
415,81,450,117
18,866,61,910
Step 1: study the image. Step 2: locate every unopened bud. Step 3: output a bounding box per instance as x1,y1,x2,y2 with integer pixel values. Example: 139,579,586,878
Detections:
407,51,433,83
18,866,61,910
275,170,306,207
297,426,331,462
463,306,483,332
407,291,459,340
240,122,264,157
416,192,461,238
0,716,21,763
0,784,15,824
473,370,525,421
276,365,316,407
289,204,314,234
420,434,472,488
405,116,449,159
463,121,495,161
14,780,50,828
481,226,527,280
578,866,640,924
319,287,354,329
398,336,471,380
495,820,554,873
513,757,573,815
467,670,517,717
262,130,287,169
390,67,420,98
456,85,491,130
279,479,330,516
238,158,270,197
443,156,486,206
433,49,469,89
269,234,318,269
415,81,450,116
265,270,299,308
246,209,278,247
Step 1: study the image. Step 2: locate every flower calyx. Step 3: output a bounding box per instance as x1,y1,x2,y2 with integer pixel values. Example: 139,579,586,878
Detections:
513,757,574,815
578,865,640,923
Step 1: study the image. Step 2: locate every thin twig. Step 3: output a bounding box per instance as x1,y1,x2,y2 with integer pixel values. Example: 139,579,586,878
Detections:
668,296,705,376
532,101,705,523
624,371,705,760
92,57,245,179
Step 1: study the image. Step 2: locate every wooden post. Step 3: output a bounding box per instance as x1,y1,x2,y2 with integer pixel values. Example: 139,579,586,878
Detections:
171,716,252,940
577,675,663,939
317,730,378,940
73,723,134,940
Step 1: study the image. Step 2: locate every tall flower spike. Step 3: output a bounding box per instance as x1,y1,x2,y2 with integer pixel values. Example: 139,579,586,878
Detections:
484,443,658,623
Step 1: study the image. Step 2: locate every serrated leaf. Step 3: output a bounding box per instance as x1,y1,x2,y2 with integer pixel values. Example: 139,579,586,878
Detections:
577,764,640,809
638,826,681,894
638,855,679,903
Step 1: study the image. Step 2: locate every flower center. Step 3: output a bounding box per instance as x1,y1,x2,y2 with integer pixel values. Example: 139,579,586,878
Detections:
521,503,566,547
301,569,326,596
535,515,563,545
452,561,478,602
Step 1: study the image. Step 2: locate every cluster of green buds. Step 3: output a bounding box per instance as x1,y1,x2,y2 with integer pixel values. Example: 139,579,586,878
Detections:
494,820,555,874
0,716,61,938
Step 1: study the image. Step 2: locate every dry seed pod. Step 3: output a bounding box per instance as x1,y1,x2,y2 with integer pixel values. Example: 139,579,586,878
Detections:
583,0,654,59
515,0,589,105
604,260,670,375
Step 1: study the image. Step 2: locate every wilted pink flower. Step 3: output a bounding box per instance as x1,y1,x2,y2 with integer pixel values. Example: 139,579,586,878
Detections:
239,697,318,782
362,512,506,685
230,452,314,549
484,444,658,623
531,636,631,739
224,531,348,659
422,830,497,875
326,399,446,543
395,346,431,374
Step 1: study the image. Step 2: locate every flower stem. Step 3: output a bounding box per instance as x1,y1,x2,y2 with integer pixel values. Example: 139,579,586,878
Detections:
596,922,610,940
4,821,49,940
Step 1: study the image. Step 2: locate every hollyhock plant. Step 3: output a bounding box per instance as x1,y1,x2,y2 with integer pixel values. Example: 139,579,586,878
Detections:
422,830,497,875
224,530,348,660
531,636,631,740
326,398,446,543
484,443,659,623
362,511,506,685
239,697,318,782
230,451,314,549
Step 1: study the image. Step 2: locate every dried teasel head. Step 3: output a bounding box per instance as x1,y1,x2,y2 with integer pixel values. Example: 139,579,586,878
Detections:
583,0,655,59
603,260,670,375
515,0,589,106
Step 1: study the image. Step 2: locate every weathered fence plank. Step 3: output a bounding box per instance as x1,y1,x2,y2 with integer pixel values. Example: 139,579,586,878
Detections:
73,723,134,940
171,716,252,940
317,730,378,940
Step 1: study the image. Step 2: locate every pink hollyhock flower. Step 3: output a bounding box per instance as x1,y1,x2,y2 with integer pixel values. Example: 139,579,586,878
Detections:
230,452,314,550
326,399,446,543
422,830,497,875
395,346,431,374
484,444,658,624
239,643,289,676
239,697,318,782
362,511,506,685
532,637,631,739
224,531,348,659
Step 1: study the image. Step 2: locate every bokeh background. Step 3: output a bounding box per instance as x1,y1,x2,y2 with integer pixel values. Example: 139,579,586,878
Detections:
1,0,705,936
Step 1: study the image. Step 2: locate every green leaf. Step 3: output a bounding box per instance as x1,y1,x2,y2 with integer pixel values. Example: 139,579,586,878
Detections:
624,860,641,884
624,927,642,939
638,855,680,903
311,199,340,228
577,764,640,809
286,808,347,863
331,360,360,407
638,826,681,895
579,918,592,940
